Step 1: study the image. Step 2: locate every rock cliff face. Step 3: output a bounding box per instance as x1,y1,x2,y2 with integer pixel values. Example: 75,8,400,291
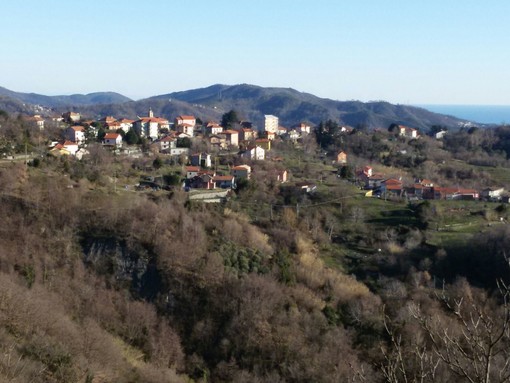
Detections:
81,237,161,300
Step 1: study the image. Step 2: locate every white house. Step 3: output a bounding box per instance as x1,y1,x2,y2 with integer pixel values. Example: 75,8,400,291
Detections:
204,122,223,135
435,130,447,139
177,123,195,137
398,125,419,139
65,126,86,145
277,126,287,136
297,122,311,135
63,141,79,156
49,141,78,156
241,145,265,161
190,153,212,168
170,147,190,156
221,130,239,147
175,115,196,128
152,135,176,153
481,187,505,200
185,166,201,179
118,119,135,133
231,164,251,179
103,132,123,147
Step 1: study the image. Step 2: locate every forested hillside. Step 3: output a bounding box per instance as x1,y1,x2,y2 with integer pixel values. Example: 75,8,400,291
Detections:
0,111,510,382
0,84,471,130
149,84,470,129
0,86,132,107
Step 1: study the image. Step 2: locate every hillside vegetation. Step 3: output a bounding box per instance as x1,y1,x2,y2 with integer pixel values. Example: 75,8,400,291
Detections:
0,111,510,382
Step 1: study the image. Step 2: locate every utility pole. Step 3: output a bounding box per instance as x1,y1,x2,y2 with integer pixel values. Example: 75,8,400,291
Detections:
24,141,28,174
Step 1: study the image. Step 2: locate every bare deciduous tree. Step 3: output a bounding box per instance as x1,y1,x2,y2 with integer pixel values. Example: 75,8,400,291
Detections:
408,281,510,383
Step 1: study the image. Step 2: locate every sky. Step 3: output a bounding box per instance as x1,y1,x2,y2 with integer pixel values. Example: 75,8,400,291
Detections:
1,0,510,104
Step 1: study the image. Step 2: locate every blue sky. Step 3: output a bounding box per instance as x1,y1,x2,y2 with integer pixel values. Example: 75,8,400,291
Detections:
2,1,509,104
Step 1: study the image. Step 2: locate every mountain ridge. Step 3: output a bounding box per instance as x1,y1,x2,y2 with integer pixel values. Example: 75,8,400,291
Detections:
0,86,132,108
0,83,471,130
147,83,470,129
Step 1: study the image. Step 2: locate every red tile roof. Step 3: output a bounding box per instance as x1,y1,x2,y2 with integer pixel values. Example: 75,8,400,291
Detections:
232,165,251,171
104,133,120,139
139,117,169,123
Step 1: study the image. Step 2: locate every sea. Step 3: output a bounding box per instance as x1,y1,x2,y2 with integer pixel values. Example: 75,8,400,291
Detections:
416,105,510,125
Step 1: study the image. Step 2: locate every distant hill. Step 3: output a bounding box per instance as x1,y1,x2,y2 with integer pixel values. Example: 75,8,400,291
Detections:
0,86,132,109
149,84,470,130
78,98,223,123
0,95,37,115
0,83,470,130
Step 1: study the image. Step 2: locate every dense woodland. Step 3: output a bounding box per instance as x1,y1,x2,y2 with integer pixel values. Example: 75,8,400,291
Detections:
1,112,510,382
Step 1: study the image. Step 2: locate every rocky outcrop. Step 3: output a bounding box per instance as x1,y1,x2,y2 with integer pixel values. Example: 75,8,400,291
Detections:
81,237,161,300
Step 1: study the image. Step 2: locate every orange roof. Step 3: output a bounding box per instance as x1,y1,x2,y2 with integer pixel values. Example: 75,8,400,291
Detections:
63,141,77,146
71,125,85,131
139,117,168,123
186,166,200,172
104,133,120,139
232,165,251,171
177,115,195,120
222,130,239,134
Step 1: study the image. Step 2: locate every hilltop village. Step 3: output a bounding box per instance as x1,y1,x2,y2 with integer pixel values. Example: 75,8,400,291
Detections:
19,108,508,203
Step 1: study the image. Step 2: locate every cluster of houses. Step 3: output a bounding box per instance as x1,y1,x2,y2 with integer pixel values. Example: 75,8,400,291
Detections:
29,109,301,193
41,109,313,162
356,165,506,202
182,162,289,191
